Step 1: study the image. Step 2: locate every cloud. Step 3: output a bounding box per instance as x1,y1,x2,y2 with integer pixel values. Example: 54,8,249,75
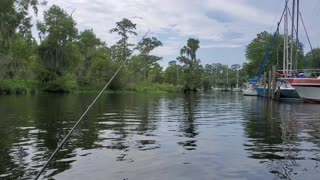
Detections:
201,43,242,48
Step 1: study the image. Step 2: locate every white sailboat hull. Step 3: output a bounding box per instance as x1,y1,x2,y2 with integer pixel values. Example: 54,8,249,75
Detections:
287,78,320,103
243,87,257,96
293,86,320,103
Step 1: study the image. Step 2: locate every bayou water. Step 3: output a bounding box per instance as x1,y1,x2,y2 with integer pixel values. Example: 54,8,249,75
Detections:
0,92,320,179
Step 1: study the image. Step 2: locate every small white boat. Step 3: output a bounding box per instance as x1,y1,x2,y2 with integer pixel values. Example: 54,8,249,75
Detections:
232,87,241,92
243,84,257,96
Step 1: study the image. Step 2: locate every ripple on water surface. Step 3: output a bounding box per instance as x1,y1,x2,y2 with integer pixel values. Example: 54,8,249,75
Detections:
0,93,320,179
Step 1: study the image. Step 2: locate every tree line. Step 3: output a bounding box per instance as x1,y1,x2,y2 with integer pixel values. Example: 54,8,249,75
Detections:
0,1,242,94
1,1,319,94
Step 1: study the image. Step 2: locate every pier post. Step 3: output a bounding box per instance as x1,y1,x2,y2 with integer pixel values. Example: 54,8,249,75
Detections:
272,66,277,100
263,73,267,97
276,86,280,101
268,70,272,98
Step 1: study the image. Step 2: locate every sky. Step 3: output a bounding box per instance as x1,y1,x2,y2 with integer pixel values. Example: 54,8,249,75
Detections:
32,0,320,69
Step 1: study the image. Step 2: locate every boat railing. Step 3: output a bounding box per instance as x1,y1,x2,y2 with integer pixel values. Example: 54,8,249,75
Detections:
276,69,320,78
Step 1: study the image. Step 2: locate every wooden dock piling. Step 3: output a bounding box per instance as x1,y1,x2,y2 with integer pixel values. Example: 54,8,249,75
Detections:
268,70,272,97
263,73,267,97
272,66,277,100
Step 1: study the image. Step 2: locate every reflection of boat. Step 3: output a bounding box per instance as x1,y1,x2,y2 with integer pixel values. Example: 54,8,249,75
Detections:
286,78,320,103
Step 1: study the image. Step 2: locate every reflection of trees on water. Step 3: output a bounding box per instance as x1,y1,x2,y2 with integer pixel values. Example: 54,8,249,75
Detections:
98,94,161,149
0,95,42,179
243,100,283,159
243,99,320,179
0,93,163,178
177,94,199,150
135,95,160,135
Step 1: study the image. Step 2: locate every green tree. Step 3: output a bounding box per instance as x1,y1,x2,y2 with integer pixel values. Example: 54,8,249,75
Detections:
177,38,201,91
36,5,79,91
110,18,137,63
163,60,182,85
245,31,304,77
305,48,320,69
0,0,43,79
148,63,163,83
89,45,114,86
76,29,103,85
179,38,200,68
136,37,163,80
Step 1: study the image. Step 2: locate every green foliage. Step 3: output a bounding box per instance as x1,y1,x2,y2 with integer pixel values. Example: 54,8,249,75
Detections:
0,34,36,79
35,5,79,92
0,79,36,94
76,29,104,85
7,2,316,95
163,61,181,85
245,31,304,77
177,38,202,90
305,48,320,69
129,82,180,93
41,76,77,93
136,37,163,80
110,18,137,63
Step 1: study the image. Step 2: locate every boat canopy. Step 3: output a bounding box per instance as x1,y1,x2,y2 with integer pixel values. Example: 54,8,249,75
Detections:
248,78,258,83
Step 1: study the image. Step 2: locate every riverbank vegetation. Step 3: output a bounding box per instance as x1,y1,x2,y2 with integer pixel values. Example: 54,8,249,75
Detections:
1,1,319,95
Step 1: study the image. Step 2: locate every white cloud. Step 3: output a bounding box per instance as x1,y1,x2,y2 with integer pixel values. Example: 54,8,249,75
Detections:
201,43,242,48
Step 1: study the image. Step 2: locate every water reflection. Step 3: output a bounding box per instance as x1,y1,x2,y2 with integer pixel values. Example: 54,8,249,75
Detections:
1,93,320,179
243,98,320,179
176,95,199,151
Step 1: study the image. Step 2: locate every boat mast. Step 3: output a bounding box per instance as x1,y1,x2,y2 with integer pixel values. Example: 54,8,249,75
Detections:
290,0,295,73
236,68,239,88
295,0,299,71
284,1,289,76
226,65,229,89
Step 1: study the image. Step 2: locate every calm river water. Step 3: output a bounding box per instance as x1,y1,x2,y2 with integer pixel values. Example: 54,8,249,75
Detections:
0,92,320,180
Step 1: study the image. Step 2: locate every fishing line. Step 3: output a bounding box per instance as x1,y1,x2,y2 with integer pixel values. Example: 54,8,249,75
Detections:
34,29,150,180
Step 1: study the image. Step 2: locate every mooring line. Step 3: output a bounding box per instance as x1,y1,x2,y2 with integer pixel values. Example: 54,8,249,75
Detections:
34,29,150,180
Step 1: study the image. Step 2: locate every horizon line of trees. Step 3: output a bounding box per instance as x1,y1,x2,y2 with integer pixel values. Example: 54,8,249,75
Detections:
1,1,319,94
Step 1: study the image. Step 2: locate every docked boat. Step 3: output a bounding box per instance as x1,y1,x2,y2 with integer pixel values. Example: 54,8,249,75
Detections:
255,86,266,97
233,87,242,92
276,79,300,100
286,78,320,103
243,83,257,96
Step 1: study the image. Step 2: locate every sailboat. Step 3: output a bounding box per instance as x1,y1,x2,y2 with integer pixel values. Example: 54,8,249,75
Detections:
221,65,231,91
233,66,241,92
275,2,300,100
243,78,258,96
279,0,320,102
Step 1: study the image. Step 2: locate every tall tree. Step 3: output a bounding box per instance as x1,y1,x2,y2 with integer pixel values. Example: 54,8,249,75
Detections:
305,48,320,69
163,60,179,85
179,38,200,67
136,37,163,80
36,5,78,84
110,18,137,63
178,38,201,91
0,0,44,79
76,29,103,85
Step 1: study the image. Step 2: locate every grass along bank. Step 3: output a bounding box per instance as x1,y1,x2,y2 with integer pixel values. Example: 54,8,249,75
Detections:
0,79,37,94
128,82,181,93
